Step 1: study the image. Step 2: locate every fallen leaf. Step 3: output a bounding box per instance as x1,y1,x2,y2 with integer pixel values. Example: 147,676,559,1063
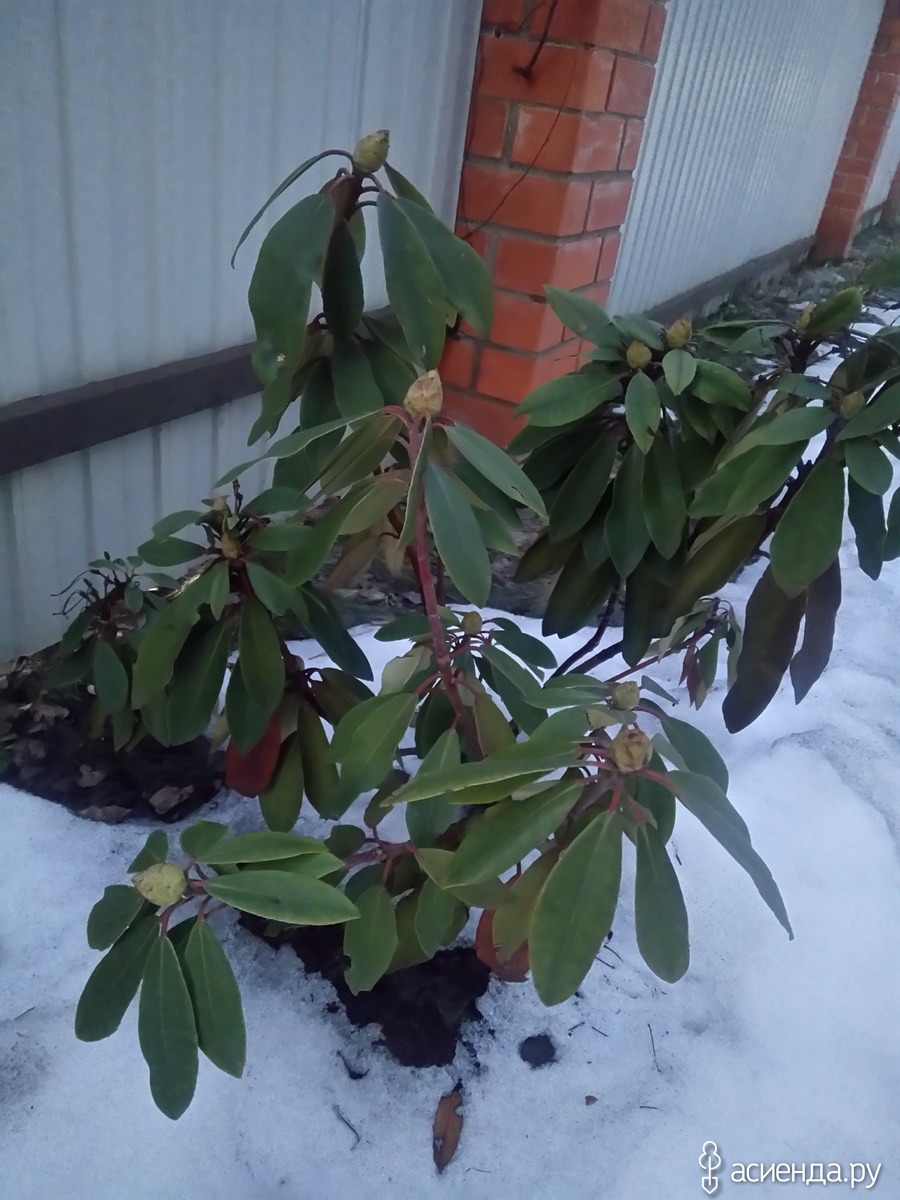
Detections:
147,785,193,814
475,909,530,983
77,763,106,787
80,805,130,823
433,1086,464,1173
585,1095,598,1106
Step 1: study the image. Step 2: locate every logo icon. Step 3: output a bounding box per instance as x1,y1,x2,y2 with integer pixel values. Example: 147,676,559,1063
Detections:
699,1142,722,1195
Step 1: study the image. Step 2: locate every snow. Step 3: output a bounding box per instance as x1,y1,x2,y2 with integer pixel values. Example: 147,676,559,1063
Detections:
4,339,900,1196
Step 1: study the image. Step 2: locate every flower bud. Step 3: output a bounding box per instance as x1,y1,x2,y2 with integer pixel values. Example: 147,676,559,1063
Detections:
611,727,652,773
665,318,692,349
626,340,653,369
796,303,816,331
611,681,640,711
219,532,242,560
353,129,390,173
133,863,186,908
403,370,443,418
461,611,483,636
839,390,865,419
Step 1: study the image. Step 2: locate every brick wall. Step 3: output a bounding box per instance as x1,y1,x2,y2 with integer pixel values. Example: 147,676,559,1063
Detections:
440,0,667,443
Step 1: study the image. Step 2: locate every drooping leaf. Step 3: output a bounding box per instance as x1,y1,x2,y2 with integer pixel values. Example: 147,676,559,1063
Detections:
650,707,728,792
182,921,246,1078
131,604,198,710
689,442,805,518
661,348,696,395
725,408,834,461
884,487,900,560
415,878,463,959
331,337,385,418
330,692,418,792
322,221,365,339
491,853,556,961
770,459,845,596
259,732,305,832
128,830,169,873
295,702,342,819
847,477,885,579
238,597,285,717
138,936,199,1119
690,359,751,408
394,741,579,805
542,549,617,638
405,729,460,848
296,584,373,680
137,536,208,567
75,915,159,1042
518,370,621,426
445,423,546,516
789,557,841,702
424,463,491,606
166,621,231,745
544,286,616,345
490,617,557,670
843,439,893,496
530,812,623,1005
604,445,650,578
624,371,660,453
634,824,689,982
548,435,617,541
231,149,343,265
377,193,446,367
91,640,130,714
643,436,686,559
86,885,148,951
665,515,764,625
383,161,434,210
344,885,398,993
204,871,359,925
225,662,273,756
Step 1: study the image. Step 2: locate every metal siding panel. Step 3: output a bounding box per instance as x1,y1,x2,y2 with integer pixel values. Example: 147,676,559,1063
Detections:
866,101,900,209
612,0,885,314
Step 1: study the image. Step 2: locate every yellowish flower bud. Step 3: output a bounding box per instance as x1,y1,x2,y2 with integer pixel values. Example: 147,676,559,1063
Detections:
353,129,390,173
665,317,693,349
133,863,186,908
626,340,653,369
404,370,443,419
461,611,483,636
219,532,242,560
611,681,640,711
839,390,865,419
611,728,652,773
796,303,816,331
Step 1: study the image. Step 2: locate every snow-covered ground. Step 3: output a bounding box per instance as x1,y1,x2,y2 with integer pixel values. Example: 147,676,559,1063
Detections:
3,332,900,1197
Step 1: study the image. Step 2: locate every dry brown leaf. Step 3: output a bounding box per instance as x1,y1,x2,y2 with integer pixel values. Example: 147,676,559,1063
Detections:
585,1095,598,1106
147,785,193,814
475,909,530,983
76,764,106,787
81,805,130,823
432,1086,464,1173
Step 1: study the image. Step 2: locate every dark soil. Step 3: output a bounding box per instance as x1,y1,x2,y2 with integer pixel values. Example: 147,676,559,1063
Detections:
240,914,491,1068
0,653,223,824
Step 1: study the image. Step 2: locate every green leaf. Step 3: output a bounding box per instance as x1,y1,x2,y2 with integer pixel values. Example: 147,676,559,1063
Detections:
643,436,686,559
415,879,461,958
322,222,364,340
612,313,663,349
330,693,417,791
884,487,900,560
180,821,228,861
183,921,246,1078
87,885,147,951
446,780,582,886
138,937,199,1119
231,149,343,265
416,848,511,910
628,760,676,843
383,161,434,211
790,558,841,701
605,445,650,578
689,442,805,518
547,435,617,541
128,830,169,873
843,439,893,495
152,510,204,539
492,854,556,960
625,371,661,453
542,550,617,638
394,741,579,805
248,193,333,357
75,915,159,1042
296,584,373,680
245,561,299,617
770,460,845,596
137,536,207,567
204,871,359,925
260,733,305,832
238,596,285,717
661,349,696,395
530,812,623,1005
204,832,327,865
424,463,491,606
634,824,689,982
491,618,557,670
225,661,272,755
377,193,446,367
396,198,493,338
836,382,900,441
131,604,198,710
92,640,129,712
331,337,385,418
518,370,621,426
405,729,460,848
690,360,751,408
654,708,728,791
208,560,231,620
374,613,435,642
544,286,616,345
723,567,806,732
445,423,546,516
847,478,885,580
670,771,792,937
771,373,831,400
243,486,308,517
344,885,398,993
166,621,230,745
725,408,835,461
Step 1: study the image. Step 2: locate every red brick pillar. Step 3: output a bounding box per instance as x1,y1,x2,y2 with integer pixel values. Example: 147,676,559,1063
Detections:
814,0,900,260
440,0,667,444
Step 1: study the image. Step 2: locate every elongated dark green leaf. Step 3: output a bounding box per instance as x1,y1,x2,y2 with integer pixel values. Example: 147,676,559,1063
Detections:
344,885,398,993
843,439,893,495
625,371,660,453
884,487,900,560
137,536,208,567
231,149,343,265
548,435,617,541
246,561,300,616
331,338,384,418
225,661,272,755
492,853,556,960
297,583,373,680
383,161,434,210
322,221,364,339
238,596,285,717
790,558,841,702
138,936,199,1119
690,360,751,408
248,193,333,356
662,348,696,395
204,832,326,865
446,780,581,886
653,708,728,791
330,692,417,791
726,408,834,460
377,193,446,367
208,560,231,620
260,733,305,832
204,870,359,924
613,313,663,349
665,515,764,625
87,885,148,951
847,477,885,580
445,423,545,516
180,821,228,861
770,459,845,596
166,621,230,744
415,879,461,958
605,445,650,578
394,741,578,805
544,286,616,344
424,463,491,606
542,549,617,638
93,640,129,712
131,605,198,710
152,509,203,539
634,824,689,982
689,442,805,518
128,830,169,873
396,198,493,338
670,770,792,937
183,921,246,1078
530,812,623,1005
836,382,900,441
643,436,686,559
76,915,159,1041
628,759,676,843
723,567,806,732
491,618,557,670
518,370,621,426
405,729,460,848
416,848,511,910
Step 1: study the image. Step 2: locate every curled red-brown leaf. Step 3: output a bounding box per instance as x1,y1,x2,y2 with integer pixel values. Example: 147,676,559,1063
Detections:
433,1086,463,1173
475,909,530,984
225,714,282,796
